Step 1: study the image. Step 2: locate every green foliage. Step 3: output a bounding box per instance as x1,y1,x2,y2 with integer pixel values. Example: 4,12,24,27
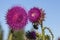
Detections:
0,33,2,40
0,25,3,40
12,30,24,40
45,35,50,40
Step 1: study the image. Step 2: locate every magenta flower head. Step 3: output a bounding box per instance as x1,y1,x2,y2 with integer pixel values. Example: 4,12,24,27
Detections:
6,6,28,31
28,7,41,23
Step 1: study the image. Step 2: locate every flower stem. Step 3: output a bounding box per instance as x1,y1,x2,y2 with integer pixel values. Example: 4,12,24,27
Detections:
8,33,13,40
8,30,13,40
40,21,45,40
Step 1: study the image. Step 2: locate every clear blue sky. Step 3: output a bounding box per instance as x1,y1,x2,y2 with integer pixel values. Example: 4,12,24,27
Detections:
0,0,60,40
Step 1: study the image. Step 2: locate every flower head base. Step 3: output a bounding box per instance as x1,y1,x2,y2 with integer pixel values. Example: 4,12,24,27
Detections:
28,7,41,23
38,9,45,24
33,22,38,29
6,6,27,31
39,9,45,21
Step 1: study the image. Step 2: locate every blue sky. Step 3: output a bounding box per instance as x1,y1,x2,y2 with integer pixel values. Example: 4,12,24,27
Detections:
0,0,60,40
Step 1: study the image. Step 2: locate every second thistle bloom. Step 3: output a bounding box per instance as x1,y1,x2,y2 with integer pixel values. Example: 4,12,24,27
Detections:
28,7,41,23
6,6,28,31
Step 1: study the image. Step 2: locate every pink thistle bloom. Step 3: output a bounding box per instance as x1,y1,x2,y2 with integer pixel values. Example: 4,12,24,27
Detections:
28,7,41,23
6,6,28,31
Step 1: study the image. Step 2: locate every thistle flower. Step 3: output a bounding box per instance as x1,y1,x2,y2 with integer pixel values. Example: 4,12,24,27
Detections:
26,31,36,40
6,6,27,31
28,7,41,23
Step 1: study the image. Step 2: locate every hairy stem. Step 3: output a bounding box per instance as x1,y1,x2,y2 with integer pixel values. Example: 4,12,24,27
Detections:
40,21,45,40
8,33,13,40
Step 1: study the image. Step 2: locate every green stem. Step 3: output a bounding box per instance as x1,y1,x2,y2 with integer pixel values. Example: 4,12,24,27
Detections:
41,21,45,40
8,30,13,40
8,32,13,40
